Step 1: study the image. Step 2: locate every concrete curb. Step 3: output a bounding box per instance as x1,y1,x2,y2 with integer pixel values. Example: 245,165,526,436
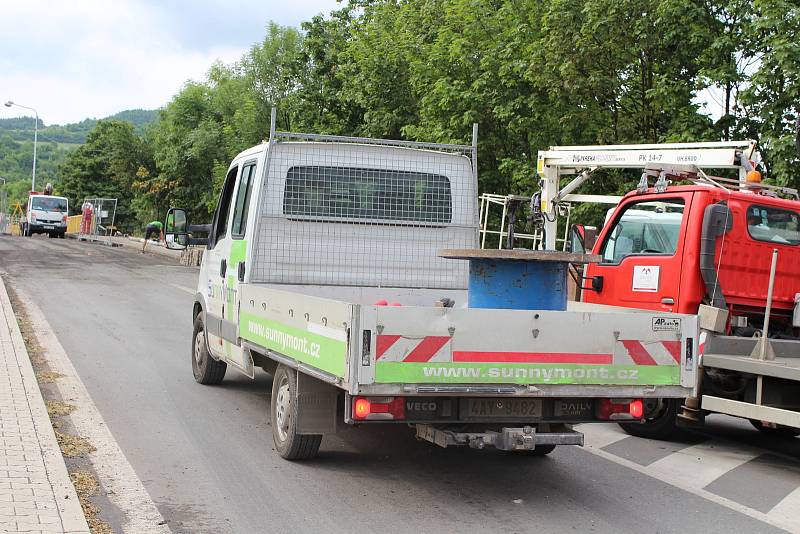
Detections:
0,277,90,534
17,287,171,534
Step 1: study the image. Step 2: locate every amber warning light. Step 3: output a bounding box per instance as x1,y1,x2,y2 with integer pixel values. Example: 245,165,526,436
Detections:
746,170,762,183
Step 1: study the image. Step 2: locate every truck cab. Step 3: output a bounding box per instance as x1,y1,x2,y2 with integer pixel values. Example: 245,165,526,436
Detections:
533,141,800,438
24,193,69,238
583,185,800,337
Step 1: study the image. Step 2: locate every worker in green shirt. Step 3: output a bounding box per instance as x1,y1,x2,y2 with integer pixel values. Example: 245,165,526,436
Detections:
142,220,164,253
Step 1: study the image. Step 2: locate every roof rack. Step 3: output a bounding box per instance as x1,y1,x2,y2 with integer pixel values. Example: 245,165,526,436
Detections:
265,107,479,188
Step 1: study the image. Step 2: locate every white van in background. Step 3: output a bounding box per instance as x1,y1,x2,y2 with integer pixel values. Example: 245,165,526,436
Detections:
23,194,69,238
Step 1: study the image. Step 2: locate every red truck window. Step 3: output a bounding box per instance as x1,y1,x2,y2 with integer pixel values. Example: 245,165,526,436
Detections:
745,204,800,245
600,199,685,263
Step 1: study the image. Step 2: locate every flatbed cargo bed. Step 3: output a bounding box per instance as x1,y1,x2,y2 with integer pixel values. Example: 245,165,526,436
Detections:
696,335,800,429
239,283,698,398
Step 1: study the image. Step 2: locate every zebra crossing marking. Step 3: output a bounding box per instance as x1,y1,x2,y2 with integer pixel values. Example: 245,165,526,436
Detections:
647,440,761,490
770,486,800,530
576,423,800,533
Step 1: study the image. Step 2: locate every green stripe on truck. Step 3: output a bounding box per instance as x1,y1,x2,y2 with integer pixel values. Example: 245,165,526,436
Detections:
240,312,347,378
375,361,680,385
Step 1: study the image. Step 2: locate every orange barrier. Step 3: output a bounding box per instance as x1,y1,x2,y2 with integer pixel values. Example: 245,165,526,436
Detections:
66,215,82,234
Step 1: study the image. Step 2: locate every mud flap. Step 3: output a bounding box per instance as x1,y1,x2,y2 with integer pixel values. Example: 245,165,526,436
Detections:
295,372,338,435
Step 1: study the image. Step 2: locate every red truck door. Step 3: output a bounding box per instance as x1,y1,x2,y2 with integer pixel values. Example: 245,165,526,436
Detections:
583,192,694,313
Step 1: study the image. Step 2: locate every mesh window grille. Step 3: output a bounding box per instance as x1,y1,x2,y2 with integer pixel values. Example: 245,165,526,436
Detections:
283,166,453,224
249,133,478,290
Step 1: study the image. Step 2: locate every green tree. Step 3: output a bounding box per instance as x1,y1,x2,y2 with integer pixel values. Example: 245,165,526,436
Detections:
143,22,306,223
739,0,800,188
60,120,153,231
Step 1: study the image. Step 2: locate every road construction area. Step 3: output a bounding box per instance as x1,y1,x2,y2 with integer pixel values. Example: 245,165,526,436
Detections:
1,235,799,534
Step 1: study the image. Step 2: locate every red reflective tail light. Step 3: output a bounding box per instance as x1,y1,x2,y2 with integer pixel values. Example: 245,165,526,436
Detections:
352,396,405,421
597,399,644,421
629,399,644,419
354,398,371,419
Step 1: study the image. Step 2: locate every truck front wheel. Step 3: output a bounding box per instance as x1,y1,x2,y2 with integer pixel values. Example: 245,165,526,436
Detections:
191,315,226,385
270,365,322,460
619,398,681,440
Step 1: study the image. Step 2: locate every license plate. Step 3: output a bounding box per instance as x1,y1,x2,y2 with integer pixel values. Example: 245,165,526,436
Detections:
43,225,54,229
467,398,542,419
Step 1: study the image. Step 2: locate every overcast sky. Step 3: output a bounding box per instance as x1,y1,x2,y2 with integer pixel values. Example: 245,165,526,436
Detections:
0,0,341,125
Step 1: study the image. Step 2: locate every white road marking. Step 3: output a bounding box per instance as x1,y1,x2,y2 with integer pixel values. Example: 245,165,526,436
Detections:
647,440,760,490
17,287,170,534
575,422,630,449
577,424,799,533
770,486,800,532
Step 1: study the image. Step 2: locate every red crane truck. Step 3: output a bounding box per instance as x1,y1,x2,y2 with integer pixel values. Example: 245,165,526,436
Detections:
524,141,800,439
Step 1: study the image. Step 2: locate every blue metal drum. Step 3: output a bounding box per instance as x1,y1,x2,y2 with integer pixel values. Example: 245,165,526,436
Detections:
468,258,568,311
438,249,600,312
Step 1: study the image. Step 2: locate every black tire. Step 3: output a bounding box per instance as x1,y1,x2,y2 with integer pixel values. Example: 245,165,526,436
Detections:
270,365,322,460
749,419,800,438
191,314,226,385
619,398,682,440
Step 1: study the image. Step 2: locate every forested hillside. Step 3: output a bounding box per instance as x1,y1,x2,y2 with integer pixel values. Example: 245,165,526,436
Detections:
6,0,800,233
0,109,157,210
0,109,157,143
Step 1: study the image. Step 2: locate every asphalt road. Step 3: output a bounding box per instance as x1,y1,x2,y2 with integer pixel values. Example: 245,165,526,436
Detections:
0,235,796,534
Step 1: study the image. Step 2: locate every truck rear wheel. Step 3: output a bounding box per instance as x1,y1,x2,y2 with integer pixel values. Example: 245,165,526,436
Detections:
619,398,681,440
191,315,226,385
270,365,322,460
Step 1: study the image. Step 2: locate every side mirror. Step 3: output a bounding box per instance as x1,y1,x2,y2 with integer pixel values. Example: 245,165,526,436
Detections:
165,207,210,249
165,207,188,250
583,226,598,252
568,225,598,254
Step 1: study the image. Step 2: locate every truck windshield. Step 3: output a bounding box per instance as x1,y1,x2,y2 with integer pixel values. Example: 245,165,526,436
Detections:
601,200,684,262
746,205,800,245
283,166,452,224
31,197,68,212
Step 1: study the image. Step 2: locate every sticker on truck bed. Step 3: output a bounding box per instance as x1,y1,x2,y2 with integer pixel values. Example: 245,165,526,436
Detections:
375,362,679,385
652,317,681,332
374,334,682,385
240,313,347,378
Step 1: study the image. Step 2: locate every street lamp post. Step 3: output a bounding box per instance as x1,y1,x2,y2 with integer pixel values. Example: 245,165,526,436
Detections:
4,101,39,192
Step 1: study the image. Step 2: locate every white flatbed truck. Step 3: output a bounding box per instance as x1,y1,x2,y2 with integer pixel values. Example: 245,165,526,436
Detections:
165,113,700,460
